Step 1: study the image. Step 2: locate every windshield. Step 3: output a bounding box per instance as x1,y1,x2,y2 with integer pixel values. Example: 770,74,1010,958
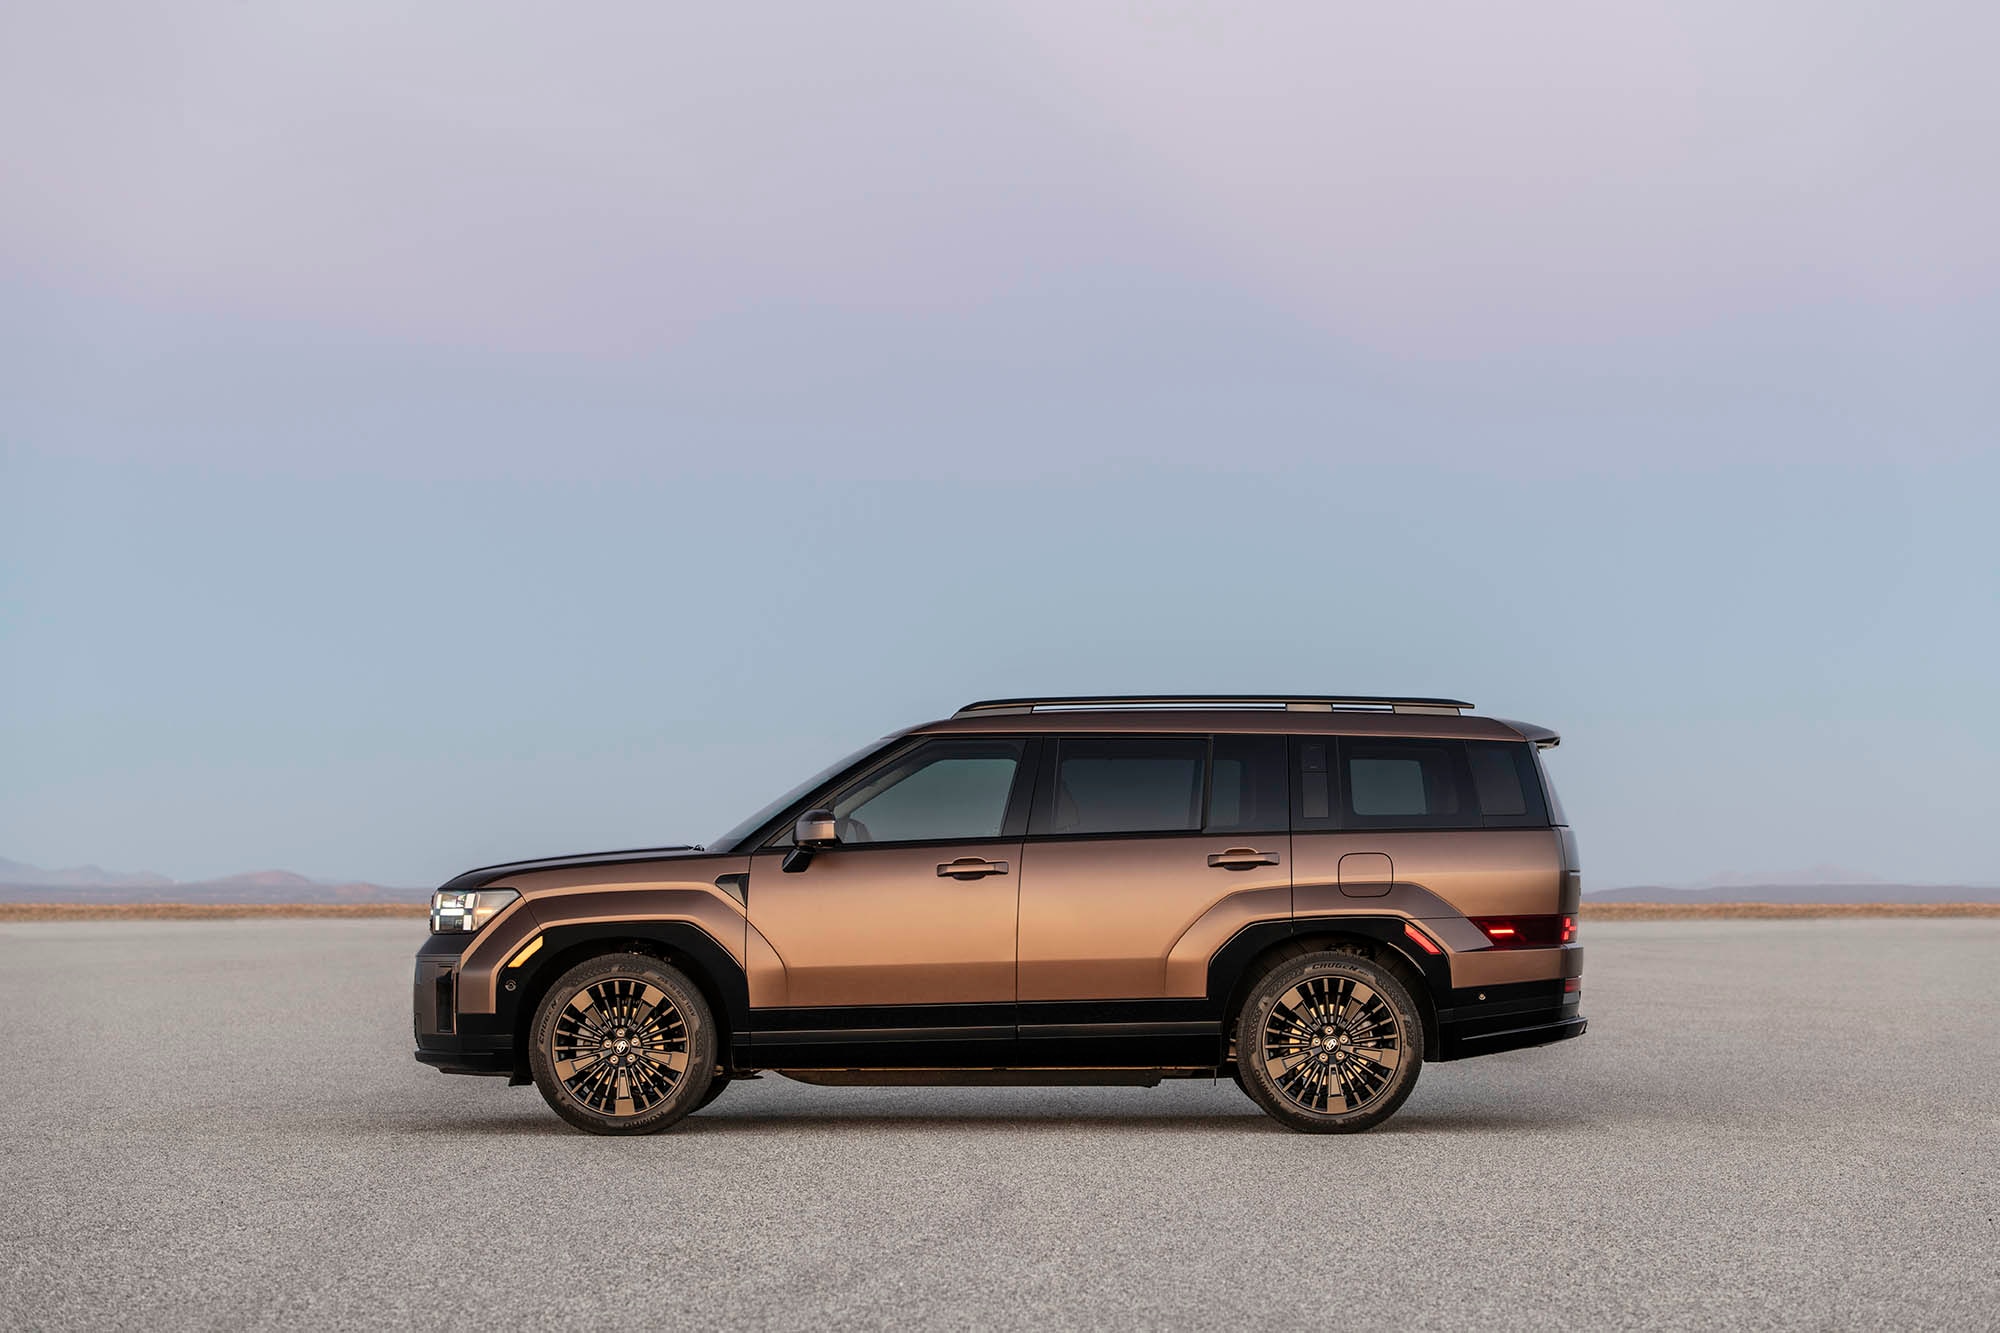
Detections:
707,740,890,853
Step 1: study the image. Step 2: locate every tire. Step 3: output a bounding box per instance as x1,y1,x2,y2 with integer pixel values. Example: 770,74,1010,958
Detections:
1233,950,1424,1133
529,952,718,1136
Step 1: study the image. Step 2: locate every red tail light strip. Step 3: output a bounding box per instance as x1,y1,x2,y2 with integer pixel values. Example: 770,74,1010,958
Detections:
1469,915,1576,949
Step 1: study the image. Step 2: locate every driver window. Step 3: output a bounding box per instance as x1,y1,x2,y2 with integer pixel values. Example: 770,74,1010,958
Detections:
830,739,1024,844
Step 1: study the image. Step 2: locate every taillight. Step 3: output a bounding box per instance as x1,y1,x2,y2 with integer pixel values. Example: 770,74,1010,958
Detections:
1403,922,1443,955
1470,915,1572,949
1563,977,1582,993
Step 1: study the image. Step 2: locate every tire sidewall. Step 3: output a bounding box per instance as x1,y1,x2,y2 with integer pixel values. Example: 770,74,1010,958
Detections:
529,952,718,1136
1235,951,1425,1133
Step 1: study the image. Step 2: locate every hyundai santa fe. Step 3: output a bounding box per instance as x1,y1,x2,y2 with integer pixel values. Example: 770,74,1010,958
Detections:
414,695,1586,1134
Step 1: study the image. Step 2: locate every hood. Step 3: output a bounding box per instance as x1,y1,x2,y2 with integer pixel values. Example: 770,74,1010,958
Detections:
439,845,715,893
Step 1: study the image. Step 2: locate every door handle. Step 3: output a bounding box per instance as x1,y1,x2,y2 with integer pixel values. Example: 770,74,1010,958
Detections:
937,857,1009,880
1208,848,1280,870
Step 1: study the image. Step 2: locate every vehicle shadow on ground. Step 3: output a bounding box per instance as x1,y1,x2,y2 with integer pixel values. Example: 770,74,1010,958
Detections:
679,1112,1273,1136
334,1101,1608,1139
680,1107,1606,1136
326,1106,1277,1138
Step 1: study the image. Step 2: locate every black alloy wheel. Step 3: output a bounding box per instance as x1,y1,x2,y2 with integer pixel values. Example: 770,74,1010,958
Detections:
529,953,717,1135
1233,950,1424,1133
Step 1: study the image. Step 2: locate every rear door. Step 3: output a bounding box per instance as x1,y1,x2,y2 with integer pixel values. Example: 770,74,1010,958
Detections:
1016,734,1291,1002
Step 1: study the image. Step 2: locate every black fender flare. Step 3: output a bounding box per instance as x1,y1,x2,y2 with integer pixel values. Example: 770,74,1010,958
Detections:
1206,916,1449,1060
504,921,752,1075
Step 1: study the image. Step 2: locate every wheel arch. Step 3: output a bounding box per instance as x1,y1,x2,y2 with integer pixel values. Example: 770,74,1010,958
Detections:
1209,917,1447,1062
507,921,750,1079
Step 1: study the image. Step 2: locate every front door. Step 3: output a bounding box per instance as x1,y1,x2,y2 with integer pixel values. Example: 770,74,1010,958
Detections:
748,736,1030,1014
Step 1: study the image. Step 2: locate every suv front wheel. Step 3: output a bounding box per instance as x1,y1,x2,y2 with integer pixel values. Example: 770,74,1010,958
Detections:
529,953,718,1135
1234,950,1424,1133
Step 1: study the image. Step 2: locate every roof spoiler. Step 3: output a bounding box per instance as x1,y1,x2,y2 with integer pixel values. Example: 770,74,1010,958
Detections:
1495,719,1560,749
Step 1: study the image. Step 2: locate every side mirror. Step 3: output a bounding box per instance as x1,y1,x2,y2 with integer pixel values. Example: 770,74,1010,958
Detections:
794,809,838,846
783,809,838,873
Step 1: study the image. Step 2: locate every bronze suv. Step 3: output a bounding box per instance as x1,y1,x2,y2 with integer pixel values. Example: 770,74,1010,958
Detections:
414,695,1586,1134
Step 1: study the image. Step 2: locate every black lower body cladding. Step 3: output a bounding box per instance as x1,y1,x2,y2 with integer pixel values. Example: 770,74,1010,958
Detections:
1434,978,1585,1060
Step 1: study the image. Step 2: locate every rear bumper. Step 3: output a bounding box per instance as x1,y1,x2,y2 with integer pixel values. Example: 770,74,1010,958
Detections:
1432,974,1586,1062
1439,1013,1587,1061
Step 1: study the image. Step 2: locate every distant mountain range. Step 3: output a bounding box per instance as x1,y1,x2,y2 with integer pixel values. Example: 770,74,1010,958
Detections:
1581,862,1996,903
3,855,1992,906
0,857,426,905
1584,883,2000,904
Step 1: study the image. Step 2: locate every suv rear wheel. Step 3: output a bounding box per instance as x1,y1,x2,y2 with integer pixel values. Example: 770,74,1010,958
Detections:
529,953,717,1135
1234,951,1424,1133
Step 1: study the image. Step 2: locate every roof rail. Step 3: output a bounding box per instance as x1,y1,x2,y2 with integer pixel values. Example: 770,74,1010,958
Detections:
952,694,1473,718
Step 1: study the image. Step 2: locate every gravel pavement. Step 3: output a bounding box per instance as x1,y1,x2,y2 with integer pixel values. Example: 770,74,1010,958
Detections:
2,918,1994,1330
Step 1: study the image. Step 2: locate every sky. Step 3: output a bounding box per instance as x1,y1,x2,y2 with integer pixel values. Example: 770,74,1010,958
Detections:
2,2,1996,889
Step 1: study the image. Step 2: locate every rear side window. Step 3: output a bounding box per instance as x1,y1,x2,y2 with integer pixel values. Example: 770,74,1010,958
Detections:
1292,737,1549,830
1206,735,1289,833
1048,738,1205,835
1468,741,1527,814
1465,740,1550,826
1344,740,1477,827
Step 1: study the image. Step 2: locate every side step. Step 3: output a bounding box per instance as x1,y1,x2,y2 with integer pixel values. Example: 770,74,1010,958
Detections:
776,1068,1192,1088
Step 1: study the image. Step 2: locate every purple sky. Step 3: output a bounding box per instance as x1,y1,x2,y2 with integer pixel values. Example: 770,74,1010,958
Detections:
3,3,1995,887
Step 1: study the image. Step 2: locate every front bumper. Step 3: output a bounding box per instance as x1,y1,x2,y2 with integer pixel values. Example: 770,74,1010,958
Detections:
414,1036,517,1076
414,933,519,1078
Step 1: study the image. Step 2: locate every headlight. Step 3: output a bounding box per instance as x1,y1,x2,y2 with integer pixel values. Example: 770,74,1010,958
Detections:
429,888,520,934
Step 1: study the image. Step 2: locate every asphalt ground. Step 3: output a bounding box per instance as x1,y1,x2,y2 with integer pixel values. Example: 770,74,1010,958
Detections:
1,919,1994,1330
